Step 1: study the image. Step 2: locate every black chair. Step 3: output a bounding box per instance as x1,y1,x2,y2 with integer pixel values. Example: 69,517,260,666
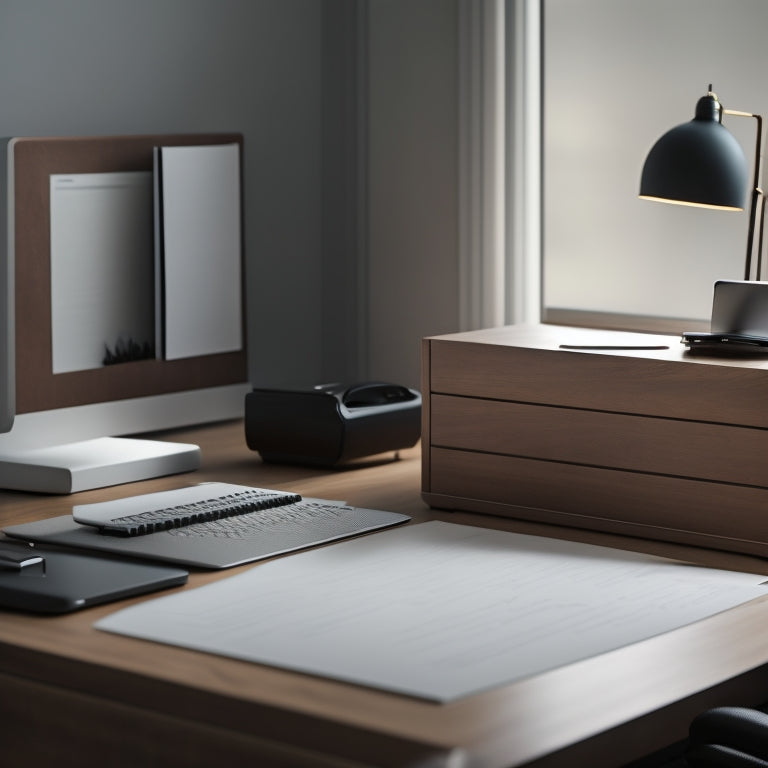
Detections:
686,707,768,767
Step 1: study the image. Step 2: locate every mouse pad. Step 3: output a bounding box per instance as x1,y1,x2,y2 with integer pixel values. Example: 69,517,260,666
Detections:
0,542,188,614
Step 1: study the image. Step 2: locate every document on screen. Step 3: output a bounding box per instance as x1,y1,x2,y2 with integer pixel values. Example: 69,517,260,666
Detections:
50,172,154,373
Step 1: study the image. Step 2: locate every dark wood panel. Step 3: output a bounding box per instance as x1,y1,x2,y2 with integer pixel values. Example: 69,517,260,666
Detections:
427,447,768,555
421,337,432,490
12,134,247,413
427,327,768,428
0,670,367,768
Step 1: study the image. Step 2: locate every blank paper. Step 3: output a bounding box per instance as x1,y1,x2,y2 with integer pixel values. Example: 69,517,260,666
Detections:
96,521,768,702
156,144,242,360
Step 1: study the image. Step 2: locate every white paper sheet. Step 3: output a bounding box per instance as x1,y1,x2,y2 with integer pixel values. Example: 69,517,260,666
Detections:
96,521,768,702
156,143,242,360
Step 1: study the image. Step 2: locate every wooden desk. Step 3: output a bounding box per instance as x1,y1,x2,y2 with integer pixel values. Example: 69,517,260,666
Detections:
2,419,768,767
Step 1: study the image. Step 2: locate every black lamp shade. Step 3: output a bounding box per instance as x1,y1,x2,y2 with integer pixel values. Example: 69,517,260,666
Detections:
640,94,748,210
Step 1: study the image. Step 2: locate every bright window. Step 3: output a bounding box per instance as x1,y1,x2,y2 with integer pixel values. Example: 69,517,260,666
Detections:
541,0,768,332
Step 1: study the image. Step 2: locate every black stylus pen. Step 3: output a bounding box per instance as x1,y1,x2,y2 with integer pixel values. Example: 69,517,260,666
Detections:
0,548,44,570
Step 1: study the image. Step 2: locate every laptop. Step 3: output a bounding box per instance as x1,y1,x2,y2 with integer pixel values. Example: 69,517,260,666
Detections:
682,280,768,352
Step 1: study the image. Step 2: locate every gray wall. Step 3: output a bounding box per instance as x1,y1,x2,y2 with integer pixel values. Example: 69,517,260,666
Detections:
0,0,462,393
0,0,325,387
367,0,461,388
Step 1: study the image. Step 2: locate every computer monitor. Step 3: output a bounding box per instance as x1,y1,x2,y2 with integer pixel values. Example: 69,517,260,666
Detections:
0,134,250,493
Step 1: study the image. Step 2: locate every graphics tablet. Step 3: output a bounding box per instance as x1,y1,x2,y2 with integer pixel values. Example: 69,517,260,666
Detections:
3,504,411,569
0,541,188,613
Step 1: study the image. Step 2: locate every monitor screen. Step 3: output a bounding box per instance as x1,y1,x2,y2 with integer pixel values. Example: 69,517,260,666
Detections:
0,134,249,493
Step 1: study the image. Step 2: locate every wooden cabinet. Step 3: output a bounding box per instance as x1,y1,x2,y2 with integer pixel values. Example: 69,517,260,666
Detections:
422,324,768,555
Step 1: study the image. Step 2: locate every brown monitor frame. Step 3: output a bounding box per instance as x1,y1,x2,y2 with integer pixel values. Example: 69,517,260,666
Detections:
11,133,247,415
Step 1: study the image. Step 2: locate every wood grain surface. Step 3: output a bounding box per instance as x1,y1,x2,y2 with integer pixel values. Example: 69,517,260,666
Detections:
3,419,768,767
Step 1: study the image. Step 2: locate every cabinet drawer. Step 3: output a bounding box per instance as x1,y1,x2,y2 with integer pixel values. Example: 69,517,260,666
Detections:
427,447,768,554
430,395,768,488
428,337,768,428
422,325,768,555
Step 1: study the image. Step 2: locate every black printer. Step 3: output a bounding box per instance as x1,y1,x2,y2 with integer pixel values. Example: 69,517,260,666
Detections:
245,382,421,468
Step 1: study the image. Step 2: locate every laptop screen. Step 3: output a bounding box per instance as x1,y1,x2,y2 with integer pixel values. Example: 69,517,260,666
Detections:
710,280,768,336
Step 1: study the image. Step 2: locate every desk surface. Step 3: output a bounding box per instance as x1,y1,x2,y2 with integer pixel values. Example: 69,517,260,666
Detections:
2,420,768,768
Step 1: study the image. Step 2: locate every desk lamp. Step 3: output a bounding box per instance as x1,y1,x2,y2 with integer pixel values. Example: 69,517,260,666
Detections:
639,86,765,279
